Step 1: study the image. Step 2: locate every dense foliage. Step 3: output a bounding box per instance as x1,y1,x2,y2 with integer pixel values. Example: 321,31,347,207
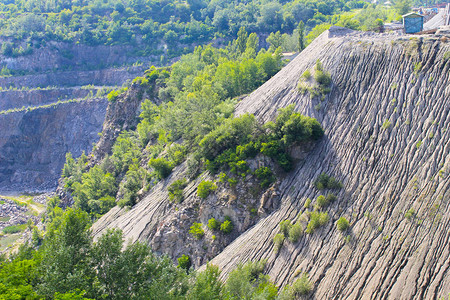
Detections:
2,208,313,299
60,29,290,214
0,0,402,61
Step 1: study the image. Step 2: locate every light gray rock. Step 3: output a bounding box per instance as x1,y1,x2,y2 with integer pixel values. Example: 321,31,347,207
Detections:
92,29,450,298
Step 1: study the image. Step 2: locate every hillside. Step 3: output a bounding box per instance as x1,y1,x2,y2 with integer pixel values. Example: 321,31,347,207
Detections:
92,27,450,298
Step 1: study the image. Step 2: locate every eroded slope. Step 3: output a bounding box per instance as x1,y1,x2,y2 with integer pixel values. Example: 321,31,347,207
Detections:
93,27,449,298
211,27,450,299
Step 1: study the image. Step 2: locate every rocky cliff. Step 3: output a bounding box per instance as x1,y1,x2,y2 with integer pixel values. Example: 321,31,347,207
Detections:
0,41,157,74
0,66,143,89
0,42,150,192
92,27,449,298
0,98,107,191
0,87,103,111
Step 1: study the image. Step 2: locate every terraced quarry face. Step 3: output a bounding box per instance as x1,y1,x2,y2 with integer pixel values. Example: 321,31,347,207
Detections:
0,43,150,192
92,28,450,298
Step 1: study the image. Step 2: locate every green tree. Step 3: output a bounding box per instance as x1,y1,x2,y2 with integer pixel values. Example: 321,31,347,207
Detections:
187,264,224,300
266,31,283,51
394,0,411,15
225,261,278,300
297,21,305,51
90,228,179,300
245,32,259,57
235,27,248,54
0,248,40,300
306,23,331,45
38,208,94,297
72,165,117,215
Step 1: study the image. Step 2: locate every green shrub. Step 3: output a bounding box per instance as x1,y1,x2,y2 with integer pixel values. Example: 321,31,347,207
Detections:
197,180,217,199
254,167,275,188
279,220,293,235
177,254,191,270
405,208,415,220
274,109,324,146
225,260,277,299
327,176,342,189
302,69,311,80
316,195,328,208
167,144,187,166
291,273,312,296
189,222,204,239
336,217,350,231
304,198,311,208
220,217,233,234
314,60,331,87
168,178,188,202
107,90,120,102
199,113,257,161
148,158,173,179
260,141,293,172
260,140,282,158
273,233,285,253
132,76,149,86
229,160,248,175
326,193,337,204
227,177,238,187
288,223,303,243
306,211,329,233
314,173,342,190
236,141,260,159
218,172,228,183
208,218,220,230
314,69,331,86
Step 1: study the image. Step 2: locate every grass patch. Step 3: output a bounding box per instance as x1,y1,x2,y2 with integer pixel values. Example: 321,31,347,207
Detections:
443,51,450,60
3,224,27,234
0,233,21,250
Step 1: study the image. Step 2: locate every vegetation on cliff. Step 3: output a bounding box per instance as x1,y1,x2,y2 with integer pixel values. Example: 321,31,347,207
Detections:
58,28,324,219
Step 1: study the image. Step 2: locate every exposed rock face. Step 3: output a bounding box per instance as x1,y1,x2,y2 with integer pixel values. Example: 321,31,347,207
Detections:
92,27,449,298
0,43,150,192
0,87,101,111
0,98,107,191
0,66,143,89
212,27,450,298
0,42,157,74
90,81,155,164
92,157,284,267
